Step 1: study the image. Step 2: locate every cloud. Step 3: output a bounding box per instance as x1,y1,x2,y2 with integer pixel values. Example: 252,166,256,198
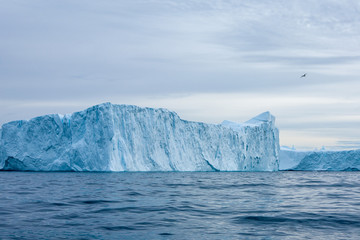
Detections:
336,141,360,150
0,0,360,149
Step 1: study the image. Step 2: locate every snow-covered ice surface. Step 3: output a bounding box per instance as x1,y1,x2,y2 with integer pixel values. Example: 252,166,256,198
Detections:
280,148,360,171
0,103,279,172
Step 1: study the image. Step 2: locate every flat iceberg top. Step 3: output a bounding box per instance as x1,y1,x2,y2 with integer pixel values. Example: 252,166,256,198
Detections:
0,103,273,131
221,120,245,132
0,102,177,128
280,146,312,152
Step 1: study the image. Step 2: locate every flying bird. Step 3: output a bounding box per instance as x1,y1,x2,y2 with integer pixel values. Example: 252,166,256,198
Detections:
300,73,307,78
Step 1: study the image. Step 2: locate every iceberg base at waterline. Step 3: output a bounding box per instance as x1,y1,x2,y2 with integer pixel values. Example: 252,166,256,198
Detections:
0,103,279,172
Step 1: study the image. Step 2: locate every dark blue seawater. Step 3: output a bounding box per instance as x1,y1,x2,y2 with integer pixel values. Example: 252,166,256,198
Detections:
1,172,360,239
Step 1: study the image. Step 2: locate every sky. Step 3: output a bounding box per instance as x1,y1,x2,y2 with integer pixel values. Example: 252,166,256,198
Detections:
1,0,360,150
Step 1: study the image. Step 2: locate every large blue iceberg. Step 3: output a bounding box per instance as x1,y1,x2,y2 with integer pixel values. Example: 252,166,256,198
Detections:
0,103,279,171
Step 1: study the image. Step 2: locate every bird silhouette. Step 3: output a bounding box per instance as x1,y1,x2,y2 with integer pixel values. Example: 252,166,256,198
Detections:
300,73,307,78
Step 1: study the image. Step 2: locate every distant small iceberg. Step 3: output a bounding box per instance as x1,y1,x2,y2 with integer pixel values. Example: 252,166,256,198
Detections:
280,147,360,171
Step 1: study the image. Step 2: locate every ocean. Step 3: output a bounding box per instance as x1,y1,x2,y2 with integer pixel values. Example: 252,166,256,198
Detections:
1,171,360,239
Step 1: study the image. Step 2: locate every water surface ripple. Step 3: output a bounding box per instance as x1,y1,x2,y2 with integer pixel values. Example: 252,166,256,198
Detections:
1,171,360,239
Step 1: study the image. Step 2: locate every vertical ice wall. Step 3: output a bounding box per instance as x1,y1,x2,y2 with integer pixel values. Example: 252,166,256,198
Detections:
0,103,279,171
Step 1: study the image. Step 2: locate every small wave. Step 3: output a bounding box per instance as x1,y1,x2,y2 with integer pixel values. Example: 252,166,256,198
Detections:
100,226,138,231
198,183,272,190
52,213,80,220
233,214,360,228
50,202,71,207
92,206,174,214
71,199,119,205
126,191,143,196
159,233,174,236
165,183,194,188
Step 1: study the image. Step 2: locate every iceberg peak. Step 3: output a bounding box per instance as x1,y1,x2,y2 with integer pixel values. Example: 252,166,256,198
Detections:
245,111,275,125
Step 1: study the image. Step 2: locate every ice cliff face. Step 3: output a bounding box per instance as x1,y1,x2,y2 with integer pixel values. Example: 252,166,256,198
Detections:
280,148,360,171
279,148,312,170
0,103,279,171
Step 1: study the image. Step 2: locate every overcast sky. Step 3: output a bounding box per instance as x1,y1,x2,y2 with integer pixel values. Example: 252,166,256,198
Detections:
1,0,360,150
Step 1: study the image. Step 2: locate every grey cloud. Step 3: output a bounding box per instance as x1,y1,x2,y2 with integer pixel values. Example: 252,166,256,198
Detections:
243,55,360,66
1,0,360,149
336,141,360,149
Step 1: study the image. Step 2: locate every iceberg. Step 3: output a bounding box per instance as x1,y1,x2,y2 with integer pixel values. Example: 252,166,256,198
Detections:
280,148,360,171
279,148,312,170
0,103,279,171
